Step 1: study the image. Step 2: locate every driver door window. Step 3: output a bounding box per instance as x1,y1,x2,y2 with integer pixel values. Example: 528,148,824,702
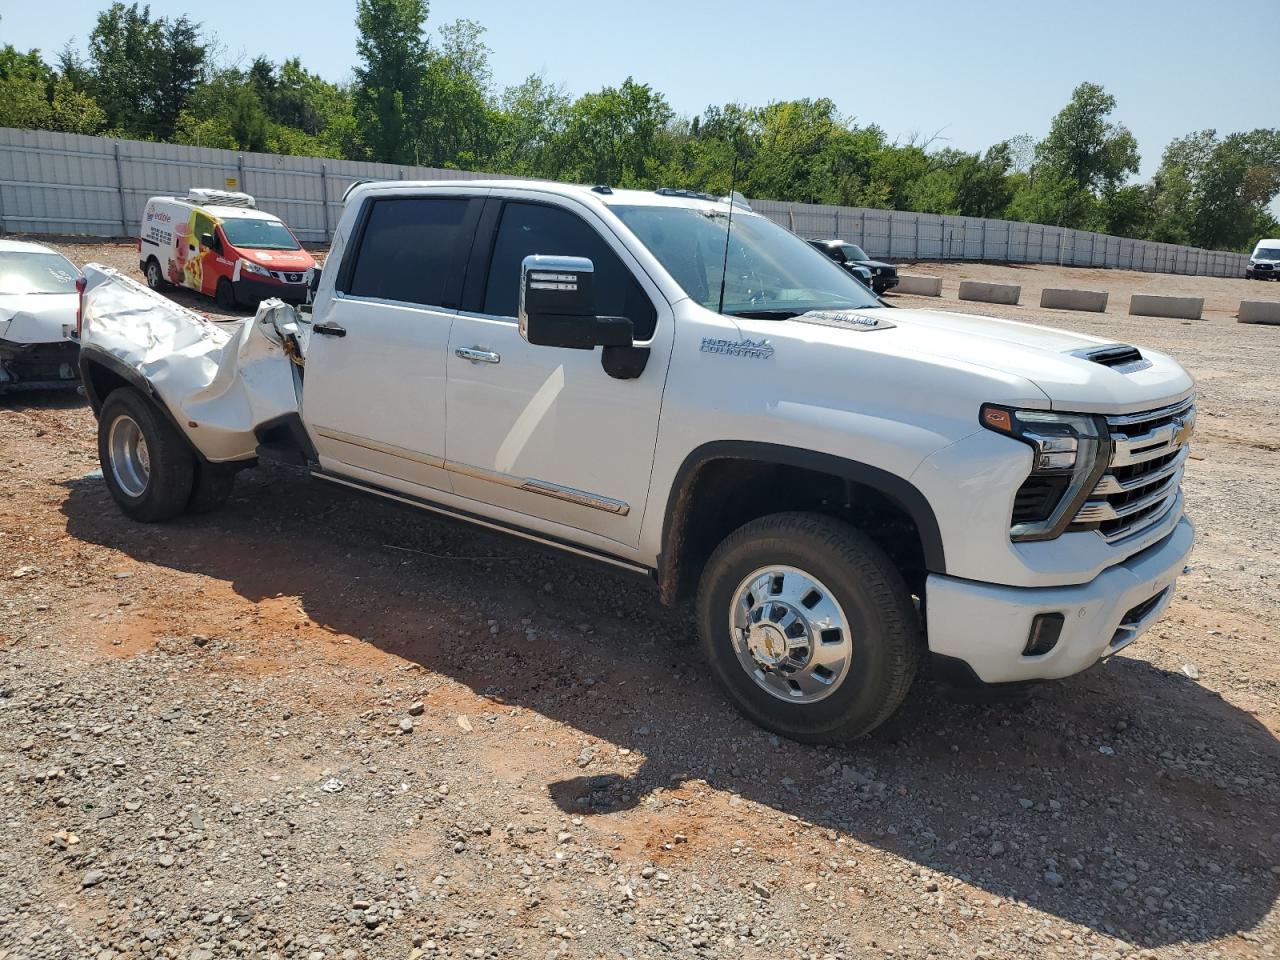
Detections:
482,201,657,340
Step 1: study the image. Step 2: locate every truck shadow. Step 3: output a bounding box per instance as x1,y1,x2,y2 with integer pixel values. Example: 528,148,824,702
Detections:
59,462,1279,949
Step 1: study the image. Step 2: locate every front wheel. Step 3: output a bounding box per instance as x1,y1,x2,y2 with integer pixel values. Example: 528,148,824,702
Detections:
145,257,168,291
696,512,921,743
98,388,195,522
215,279,239,310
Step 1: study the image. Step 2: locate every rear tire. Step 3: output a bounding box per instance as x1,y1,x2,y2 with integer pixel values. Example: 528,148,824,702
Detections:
98,388,195,522
145,257,168,291
215,279,239,310
696,511,921,743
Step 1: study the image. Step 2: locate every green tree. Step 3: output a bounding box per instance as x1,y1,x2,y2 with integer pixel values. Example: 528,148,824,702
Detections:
86,3,205,139
1013,83,1139,228
490,74,570,176
1146,129,1280,250
1037,82,1139,195
0,43,105,134
353,0,430,164
418,19,494,167
554,78,674,187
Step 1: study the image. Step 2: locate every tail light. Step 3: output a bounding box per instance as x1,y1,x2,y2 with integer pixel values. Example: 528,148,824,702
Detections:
75,275,87,339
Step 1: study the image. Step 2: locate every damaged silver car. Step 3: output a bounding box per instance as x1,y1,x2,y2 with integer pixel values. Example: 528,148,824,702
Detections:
0,239,83,394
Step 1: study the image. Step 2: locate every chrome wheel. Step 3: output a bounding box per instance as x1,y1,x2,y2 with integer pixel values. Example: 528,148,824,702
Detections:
730,565,853,703
108,414,150,498
146,260,163,289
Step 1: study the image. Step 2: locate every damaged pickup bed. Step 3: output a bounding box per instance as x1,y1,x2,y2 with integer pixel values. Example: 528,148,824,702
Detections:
77,265,310,516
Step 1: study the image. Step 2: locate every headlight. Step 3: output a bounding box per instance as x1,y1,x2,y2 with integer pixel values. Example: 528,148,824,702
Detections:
241,260,271,277
981,405,1110,541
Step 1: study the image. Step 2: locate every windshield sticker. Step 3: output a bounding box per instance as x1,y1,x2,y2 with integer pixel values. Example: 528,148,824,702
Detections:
701,337,775,360
794,310,895,332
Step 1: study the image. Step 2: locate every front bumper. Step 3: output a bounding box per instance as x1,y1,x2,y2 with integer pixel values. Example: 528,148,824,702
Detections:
872,275,899,292
925,515,1193,684
0,339,81,393
235,277,309,304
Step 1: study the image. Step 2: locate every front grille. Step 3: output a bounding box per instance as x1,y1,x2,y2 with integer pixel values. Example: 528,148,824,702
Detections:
1071,396,1194,543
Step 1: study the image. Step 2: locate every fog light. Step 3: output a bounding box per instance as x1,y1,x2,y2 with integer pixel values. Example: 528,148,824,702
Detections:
1023,613,1064,657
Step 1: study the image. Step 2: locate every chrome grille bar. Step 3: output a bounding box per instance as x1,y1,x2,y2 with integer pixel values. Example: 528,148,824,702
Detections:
1072,396,1194,543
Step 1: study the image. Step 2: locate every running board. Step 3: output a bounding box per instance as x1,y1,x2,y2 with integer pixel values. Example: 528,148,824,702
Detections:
311,470,653,577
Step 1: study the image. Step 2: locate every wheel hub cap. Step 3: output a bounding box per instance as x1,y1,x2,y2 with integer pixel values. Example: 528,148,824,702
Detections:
730,565,853,703
108,414,151,498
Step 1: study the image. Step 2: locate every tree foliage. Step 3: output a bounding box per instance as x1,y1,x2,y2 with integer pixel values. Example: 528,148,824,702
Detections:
5,8,1278,252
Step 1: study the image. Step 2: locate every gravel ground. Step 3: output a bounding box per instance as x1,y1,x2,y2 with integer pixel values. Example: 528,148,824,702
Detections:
1,245,1278,960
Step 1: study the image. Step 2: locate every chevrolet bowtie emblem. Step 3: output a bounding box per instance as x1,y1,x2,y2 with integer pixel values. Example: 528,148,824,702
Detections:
1172,415,1194,446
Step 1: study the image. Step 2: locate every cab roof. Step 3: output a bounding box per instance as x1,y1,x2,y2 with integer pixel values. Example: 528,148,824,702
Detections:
349,179,751,216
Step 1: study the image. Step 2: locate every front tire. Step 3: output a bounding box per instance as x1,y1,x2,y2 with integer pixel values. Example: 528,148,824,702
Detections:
696,512,921,743
145,257,168,291
98,388,195,522
215,279,239,310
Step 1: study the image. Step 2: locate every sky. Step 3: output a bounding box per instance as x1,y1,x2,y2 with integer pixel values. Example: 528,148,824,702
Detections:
2,0,1274,186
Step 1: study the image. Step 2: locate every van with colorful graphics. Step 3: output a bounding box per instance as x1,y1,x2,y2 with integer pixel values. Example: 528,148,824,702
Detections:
138,189,316,309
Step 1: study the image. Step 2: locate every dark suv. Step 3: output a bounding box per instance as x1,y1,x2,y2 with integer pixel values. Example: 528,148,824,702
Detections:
807,239,899,294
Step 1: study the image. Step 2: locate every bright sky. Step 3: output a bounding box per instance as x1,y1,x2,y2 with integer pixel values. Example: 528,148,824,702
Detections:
4,0,1273,185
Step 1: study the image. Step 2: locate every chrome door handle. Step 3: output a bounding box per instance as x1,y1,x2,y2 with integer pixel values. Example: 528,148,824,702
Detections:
455,346,500,364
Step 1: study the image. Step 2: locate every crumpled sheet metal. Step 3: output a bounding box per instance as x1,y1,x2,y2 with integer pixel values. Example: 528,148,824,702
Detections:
80,265,301,462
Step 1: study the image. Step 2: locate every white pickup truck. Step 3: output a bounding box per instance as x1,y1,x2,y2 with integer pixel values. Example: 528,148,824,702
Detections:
75,179,1196,742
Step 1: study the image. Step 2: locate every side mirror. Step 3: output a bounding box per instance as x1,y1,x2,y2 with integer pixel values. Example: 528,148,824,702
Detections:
200,232,217,250
518,255,633,350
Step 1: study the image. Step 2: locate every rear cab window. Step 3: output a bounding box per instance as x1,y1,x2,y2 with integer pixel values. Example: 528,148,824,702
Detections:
340,196,474,308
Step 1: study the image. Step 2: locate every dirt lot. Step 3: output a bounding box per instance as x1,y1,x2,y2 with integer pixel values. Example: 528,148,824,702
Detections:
2,245,1279,960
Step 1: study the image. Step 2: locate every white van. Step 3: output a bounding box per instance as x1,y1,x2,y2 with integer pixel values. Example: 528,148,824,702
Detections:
138,189,316,308
1246,239,1280,280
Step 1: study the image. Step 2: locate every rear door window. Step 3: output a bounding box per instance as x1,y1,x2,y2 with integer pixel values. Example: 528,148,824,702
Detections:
481,201,657,340
344,197,472,308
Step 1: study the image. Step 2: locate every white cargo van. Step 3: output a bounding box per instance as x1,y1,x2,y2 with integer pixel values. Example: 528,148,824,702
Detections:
138,189,316,308
1246,239,1280,280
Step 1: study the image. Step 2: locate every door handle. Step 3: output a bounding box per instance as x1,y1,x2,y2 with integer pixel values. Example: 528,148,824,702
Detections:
455,346,500,364
313,322,347,338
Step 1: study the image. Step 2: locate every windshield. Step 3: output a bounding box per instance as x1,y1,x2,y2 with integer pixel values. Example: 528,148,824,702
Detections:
219,217,301,251
840,243,869,261
0,251,80,295
614,205,882,316
1255,248,1280,260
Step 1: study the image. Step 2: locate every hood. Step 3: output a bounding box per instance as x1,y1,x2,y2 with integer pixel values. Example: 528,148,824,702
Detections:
793,307,1194,414
0,293,78,345
239,248,316,270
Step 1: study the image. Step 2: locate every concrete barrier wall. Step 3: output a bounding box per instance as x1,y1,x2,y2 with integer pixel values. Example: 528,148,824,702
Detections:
896,274,942,296
1129,294,1204,320
1238,300,1280,325
958,280,1020,305
1040,288,1109,312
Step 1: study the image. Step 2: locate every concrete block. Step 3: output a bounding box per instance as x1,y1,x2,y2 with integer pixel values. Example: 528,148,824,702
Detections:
958,280,1020,305
1040,287,1109,312
896,274,943,297
1129,294,1204,320
1238,300,1280,325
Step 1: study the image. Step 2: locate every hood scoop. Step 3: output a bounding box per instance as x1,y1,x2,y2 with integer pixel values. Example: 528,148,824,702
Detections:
1071,343,1151,373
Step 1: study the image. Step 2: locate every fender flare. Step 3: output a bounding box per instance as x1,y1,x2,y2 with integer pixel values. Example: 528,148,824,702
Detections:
78,344,200,457
658,440,947,599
